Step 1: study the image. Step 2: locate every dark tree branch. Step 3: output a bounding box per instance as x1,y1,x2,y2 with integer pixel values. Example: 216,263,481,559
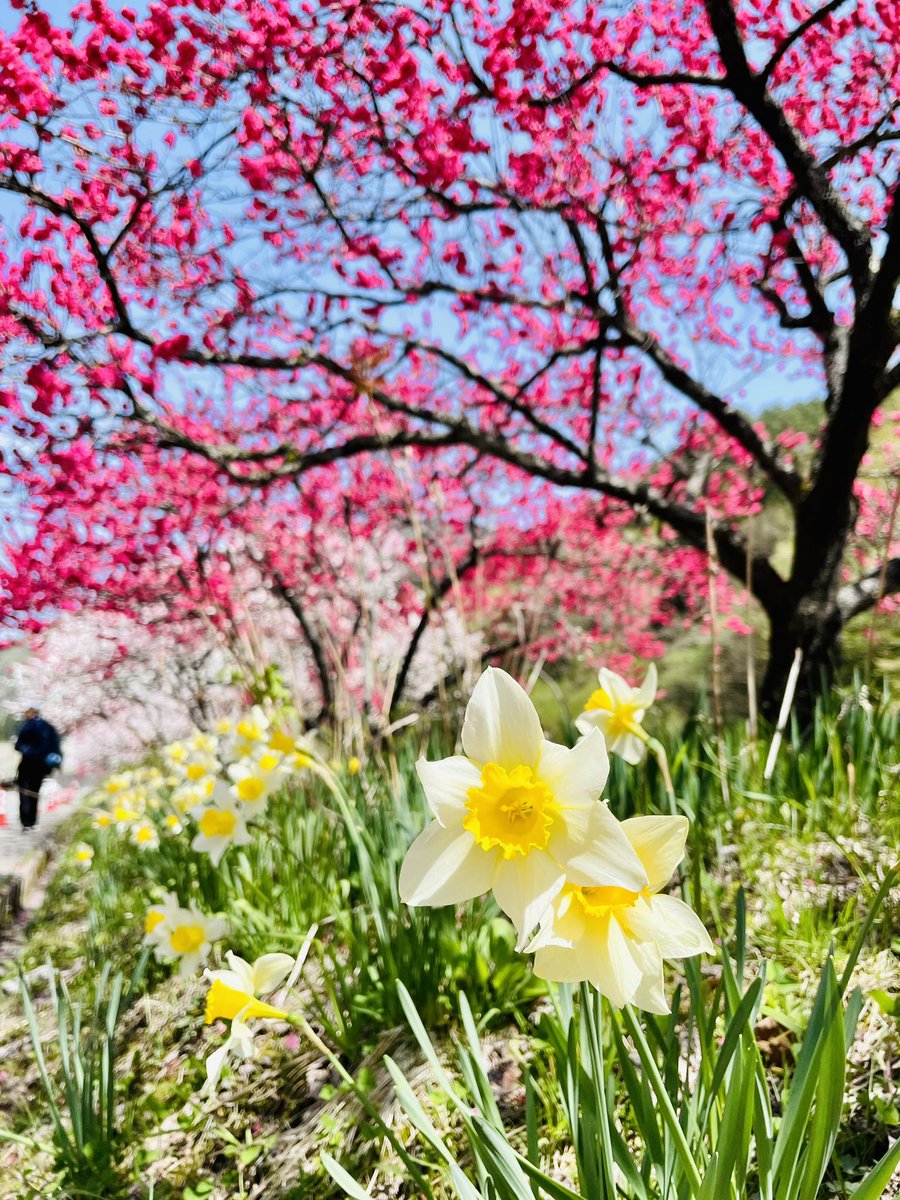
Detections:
836,557,900,622
616,315,802,500
703,0,870,284
759,0,849,88
531,62,728,109
270,570,334,722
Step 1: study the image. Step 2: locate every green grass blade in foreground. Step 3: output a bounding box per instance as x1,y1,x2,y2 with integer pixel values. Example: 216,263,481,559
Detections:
321,1152,380,1200
846,1134,900,1200
15,969,76,1165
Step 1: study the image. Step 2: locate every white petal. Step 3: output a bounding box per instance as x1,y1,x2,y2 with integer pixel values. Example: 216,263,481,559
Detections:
224,953,256,992
588,915,643,1008
533,942,586,984
415,756,482,823
598,668,632,708
205,838,227,867
461,667,542,769
574,711,600,736
208,916,229,941
178,952,203,978
205,968,249,992
538,729,609,808
636,662,658,710
399,821,495,906
610,731,647,765
491,854,564,949
551,803,647,891
251,953,296,995
628,894,714,959
204,1041,231,1092
621,816,688,892
230,1018,256,1059
629,940,670,1014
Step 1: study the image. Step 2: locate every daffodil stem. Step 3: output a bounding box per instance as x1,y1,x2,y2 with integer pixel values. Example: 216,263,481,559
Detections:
647,737,677,815
621,1005,704,1194
580,985,617,1195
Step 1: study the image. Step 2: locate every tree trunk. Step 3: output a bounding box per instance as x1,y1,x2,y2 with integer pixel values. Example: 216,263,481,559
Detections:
759,592,844,725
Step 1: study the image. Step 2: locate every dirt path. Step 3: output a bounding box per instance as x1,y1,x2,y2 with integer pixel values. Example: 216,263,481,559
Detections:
0,774,83,944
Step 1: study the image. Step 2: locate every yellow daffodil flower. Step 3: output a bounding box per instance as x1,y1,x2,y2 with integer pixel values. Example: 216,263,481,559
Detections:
202,951,295,1090
204,951,294,1023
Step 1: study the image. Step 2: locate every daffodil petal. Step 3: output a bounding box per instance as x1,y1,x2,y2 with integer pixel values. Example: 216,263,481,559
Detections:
610,731,647,765
251,953,296,995
533,942,586,984
205,1041,231,1091
574,711,600,736
538,729,609,807
597,668,633,709
461,667,542,769
416,756,482,823
629,939,670,1014
628,894,715,958
230,1017,255,1059
399,821,494,906
588,914,644,1007
621,815,688,892
224,952,256,993
636,662,658,710
491,854,564,949
205,969,250,992
550,802,647,891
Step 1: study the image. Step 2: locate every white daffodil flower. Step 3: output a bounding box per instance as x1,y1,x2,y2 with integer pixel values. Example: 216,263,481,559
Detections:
131,820,159,849
143,890,183,948
190,784,253,866
576,663,658,765
74,843,93,868
202,950,300,1092
151,903,228,977
181,753,222,783
164,740,189,768
528,814,714,1011
224,706,271,761
399,667,647,947
189,731,219,755
172,777,215,813
226,750,284,810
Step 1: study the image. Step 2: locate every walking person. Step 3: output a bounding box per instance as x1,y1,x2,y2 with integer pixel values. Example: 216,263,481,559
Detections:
14,705,62,831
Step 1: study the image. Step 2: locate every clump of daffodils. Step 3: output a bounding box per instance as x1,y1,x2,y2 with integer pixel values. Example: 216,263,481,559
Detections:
401,664,712,1012
89,707,318,869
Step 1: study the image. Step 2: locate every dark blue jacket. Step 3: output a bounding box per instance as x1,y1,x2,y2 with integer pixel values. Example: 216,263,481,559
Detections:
15,717,62,766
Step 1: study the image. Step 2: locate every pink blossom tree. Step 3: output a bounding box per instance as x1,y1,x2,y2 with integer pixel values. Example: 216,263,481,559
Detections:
1,0,898,715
